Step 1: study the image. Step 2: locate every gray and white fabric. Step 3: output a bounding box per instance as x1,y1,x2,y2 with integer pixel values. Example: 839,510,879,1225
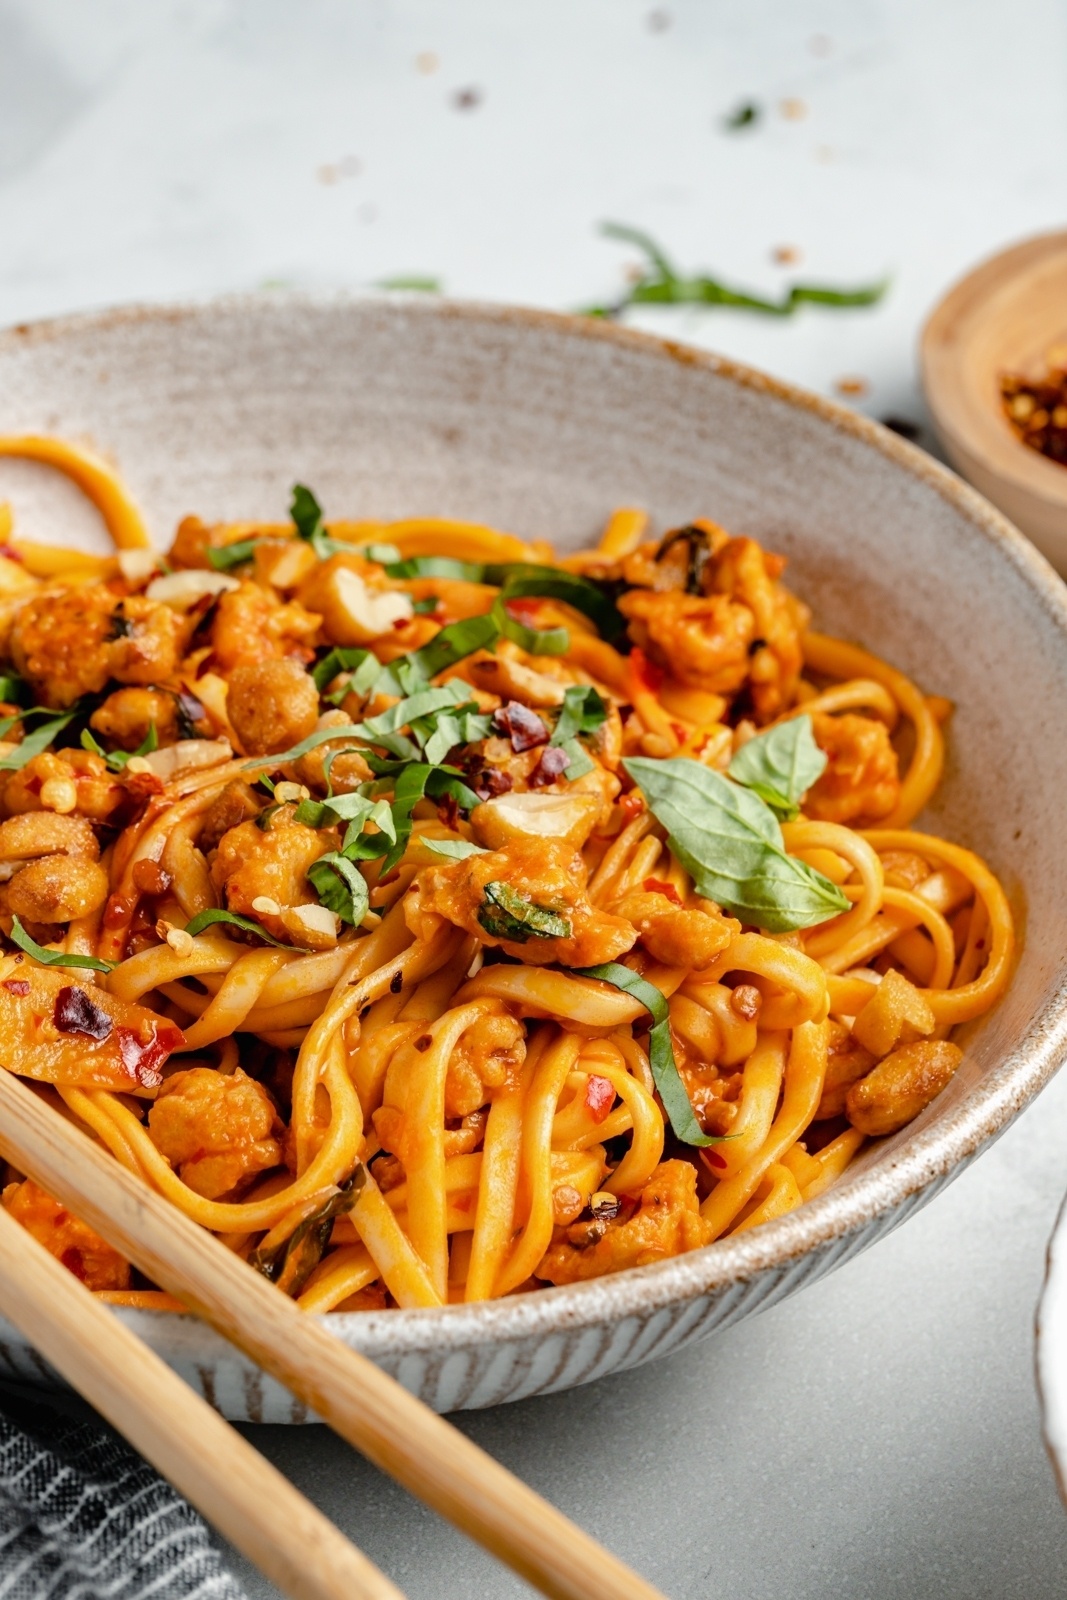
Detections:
0,1393,246,1600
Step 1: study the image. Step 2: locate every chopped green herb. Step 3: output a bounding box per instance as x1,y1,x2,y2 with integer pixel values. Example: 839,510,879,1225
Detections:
727,714,827,822
382,558,626,642
306,852,370,926
9,917,116,973
0,709,77,771
0,673,27,705
80,721,159,773
623,755,850,932
583,222,888,320
376,276,442,293
723,101,760,130
551,685,608,748
206,539,259,571
477,881,571,942
571,962,718,1146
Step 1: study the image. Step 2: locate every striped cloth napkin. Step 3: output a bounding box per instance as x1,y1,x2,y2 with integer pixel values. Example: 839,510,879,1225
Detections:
0,1392,247,1599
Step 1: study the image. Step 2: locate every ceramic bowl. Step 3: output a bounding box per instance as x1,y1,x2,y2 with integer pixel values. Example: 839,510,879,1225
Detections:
1037,1189,1067,1501
922,229,1067,573
0,295,1066,1422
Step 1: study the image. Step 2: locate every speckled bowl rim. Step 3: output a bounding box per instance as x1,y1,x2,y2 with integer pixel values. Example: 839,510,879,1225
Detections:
5,292,1067,1360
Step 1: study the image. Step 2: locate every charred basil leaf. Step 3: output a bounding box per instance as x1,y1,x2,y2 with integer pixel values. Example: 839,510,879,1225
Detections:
251,1169,365,1297
477,881,571,942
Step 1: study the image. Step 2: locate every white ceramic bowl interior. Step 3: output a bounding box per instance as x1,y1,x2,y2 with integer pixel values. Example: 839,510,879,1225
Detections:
1,296,1066,1420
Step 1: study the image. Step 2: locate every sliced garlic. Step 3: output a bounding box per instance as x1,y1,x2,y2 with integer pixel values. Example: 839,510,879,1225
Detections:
117,548,163,583
472,790,601,851
146,570,240,609
329,568,413,645
140,738,233,783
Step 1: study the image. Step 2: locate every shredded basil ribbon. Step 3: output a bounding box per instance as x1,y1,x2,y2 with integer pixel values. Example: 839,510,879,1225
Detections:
0,709,77,771
184,908,302,950
81,721,159,773
571,962,717,1148
9,917,116,973
383,556,626,642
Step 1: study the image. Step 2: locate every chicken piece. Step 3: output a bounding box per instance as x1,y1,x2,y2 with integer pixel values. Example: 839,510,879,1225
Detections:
227,658,321,755
709,538,808,722
444,1012,526,1119
0,751,125,825
89,686,184,750
210,581,321,673
405,835,636,968
4,857,109,924
211,805,340,946
846,1040,963,1137
618,534,808,722
199,780,264,853
619,589,756,698
536,1160,712,1284
147,1066,283,1198
9,588,187,708
288,710,374,795
805,712,901,825
3,1178,130,1289
611,889,738,968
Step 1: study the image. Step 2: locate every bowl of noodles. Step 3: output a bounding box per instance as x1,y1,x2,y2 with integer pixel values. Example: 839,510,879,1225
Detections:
0,295,1061,1421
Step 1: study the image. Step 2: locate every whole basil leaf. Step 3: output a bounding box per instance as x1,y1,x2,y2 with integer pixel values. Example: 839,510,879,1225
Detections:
727,714,827,821
623,755,849,932
572,961,717,1147
477,881,572,942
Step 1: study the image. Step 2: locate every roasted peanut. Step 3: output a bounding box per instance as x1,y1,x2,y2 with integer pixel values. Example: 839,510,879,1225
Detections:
845,1040,963,1136
6,856,110,922
0,812,98,863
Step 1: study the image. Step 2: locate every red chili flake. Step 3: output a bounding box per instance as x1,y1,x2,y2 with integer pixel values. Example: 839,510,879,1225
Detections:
103,894,135,929
176,687,206,725
53,986,113,1041
116,1020,184,1089
670,722,687,744
504,597,542,625
436,793,460,831
619,791,645,821
0,544,23,563
585,1075,616,1123
703,1148,728,1171
414,1034,432,1052
1,979,29,996
630,646,663,693
493,700,549,753
643,877,681,905
528,745,571,788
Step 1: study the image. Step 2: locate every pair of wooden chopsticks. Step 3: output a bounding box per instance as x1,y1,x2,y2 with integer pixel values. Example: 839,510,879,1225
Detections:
0,1070,667,1600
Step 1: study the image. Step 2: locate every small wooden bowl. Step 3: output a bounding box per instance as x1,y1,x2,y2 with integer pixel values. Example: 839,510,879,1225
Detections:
922,230,1067,573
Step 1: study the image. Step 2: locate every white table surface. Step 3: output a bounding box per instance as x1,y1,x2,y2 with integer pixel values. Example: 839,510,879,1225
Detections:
3,2,1067,1595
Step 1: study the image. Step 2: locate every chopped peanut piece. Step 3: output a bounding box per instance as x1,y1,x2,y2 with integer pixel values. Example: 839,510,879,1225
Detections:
851,969,936,1058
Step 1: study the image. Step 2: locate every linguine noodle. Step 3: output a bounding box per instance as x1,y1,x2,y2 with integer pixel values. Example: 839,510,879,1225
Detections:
0,439,1014,1313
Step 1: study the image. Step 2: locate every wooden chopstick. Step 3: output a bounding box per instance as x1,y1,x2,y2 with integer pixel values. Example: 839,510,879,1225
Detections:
0,1201,406,1600
0,1072,667,1600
